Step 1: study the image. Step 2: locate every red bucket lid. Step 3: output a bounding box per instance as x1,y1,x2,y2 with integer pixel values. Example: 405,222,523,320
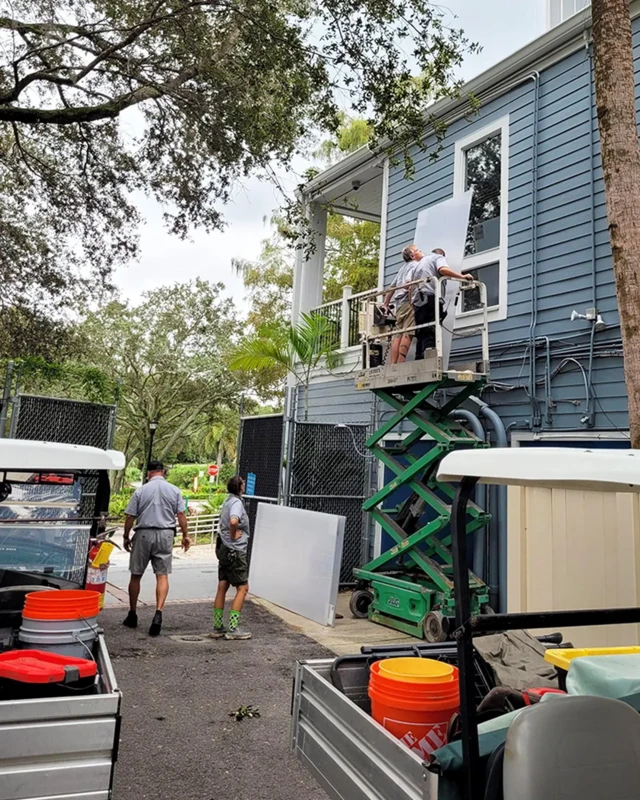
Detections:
0,649,97,684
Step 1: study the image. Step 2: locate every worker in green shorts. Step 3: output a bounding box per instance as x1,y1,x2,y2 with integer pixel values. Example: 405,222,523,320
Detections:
212,475,251,640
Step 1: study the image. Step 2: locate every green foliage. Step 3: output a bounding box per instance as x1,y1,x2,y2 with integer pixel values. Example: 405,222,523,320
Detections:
6,357,116,404
229,312,343,419
125,464,142,485
202,492,227,513
0,0,477,346
166,464,210,490
109,488,135,520
323,216,380,302
314,113,373,165
79,279,244,469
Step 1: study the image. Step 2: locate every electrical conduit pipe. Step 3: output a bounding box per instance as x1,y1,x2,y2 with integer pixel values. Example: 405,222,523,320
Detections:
449,409,487,580
469,397,509,613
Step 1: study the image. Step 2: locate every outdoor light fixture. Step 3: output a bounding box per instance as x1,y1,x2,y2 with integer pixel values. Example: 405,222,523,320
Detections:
570,308,606,332
145,419,159,482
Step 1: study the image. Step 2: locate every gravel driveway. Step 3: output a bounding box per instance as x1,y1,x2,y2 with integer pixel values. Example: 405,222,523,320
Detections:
102,600,331,800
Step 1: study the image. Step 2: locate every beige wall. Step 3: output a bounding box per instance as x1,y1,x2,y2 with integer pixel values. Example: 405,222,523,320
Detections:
507,486,640,647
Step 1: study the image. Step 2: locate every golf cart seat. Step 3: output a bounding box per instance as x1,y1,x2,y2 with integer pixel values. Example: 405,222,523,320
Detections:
493,696,640,800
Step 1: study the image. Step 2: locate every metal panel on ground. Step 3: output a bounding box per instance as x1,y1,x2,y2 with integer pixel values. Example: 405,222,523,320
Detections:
250,504,344,626
289,421,368,585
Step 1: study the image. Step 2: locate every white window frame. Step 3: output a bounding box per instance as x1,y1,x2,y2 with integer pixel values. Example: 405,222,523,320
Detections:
453,115,509,327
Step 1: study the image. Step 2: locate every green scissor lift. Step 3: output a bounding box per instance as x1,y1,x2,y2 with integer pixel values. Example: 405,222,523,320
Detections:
350,378,491,642
351,279,492,642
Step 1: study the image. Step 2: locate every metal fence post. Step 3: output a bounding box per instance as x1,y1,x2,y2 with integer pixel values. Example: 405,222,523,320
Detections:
0,361,14,439
340,286,353,350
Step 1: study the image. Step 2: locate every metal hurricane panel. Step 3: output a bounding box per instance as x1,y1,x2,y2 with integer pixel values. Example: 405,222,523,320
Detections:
249,504,345,627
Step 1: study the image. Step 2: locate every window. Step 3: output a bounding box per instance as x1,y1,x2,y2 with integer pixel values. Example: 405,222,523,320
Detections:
454,116,509,324
547,0,590,30
461,262,500,314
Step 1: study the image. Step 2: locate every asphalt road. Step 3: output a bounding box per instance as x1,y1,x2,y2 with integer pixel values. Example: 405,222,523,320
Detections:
103,601,331,800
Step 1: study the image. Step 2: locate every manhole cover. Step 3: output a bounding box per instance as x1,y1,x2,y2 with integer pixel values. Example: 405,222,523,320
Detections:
169,634,210,643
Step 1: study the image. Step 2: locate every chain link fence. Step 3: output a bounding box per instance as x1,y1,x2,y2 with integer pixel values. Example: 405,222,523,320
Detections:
288,421,368,585
10,394,116,449
237,413,284,564
237,414,284,501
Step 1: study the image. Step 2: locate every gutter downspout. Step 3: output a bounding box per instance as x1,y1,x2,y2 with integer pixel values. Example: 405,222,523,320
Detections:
450,409,487,580
469,397,509,613
527,72,541,429
587,45,598,429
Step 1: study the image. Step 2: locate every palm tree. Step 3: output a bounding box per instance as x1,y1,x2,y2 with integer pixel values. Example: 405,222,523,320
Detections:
229,313,343,420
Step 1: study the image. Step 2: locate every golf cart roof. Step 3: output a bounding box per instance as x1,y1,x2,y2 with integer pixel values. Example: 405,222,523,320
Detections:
0,439,125,472
437,447,640,493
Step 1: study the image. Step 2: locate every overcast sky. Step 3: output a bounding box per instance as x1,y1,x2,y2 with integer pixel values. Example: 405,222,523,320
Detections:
114,0,546,308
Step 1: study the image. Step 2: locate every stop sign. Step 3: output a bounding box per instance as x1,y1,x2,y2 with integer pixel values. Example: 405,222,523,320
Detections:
208,464,219,477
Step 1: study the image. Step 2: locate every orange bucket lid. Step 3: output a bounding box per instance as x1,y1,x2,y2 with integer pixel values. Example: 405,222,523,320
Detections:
23,590,100,620
378,657,455,684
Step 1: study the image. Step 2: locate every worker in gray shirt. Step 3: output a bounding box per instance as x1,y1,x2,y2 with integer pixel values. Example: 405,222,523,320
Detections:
413,248,472,360
122,460,191,636
212,475,252,640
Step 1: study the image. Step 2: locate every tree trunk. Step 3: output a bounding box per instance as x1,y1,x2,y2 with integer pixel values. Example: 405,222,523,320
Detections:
592,0,640,447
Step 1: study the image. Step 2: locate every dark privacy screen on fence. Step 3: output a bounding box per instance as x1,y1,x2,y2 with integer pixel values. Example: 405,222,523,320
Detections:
11,395,116,449
289,422,368,584
237,414,284,500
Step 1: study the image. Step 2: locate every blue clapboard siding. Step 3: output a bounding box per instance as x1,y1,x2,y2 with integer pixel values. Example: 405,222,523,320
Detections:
297,379,373,426
381,28,636,435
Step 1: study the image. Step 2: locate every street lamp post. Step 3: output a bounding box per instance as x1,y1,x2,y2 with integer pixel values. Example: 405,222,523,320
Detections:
145,419,159,483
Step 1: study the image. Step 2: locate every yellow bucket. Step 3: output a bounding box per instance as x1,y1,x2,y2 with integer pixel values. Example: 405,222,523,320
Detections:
545,646,640,671
379,657,455,684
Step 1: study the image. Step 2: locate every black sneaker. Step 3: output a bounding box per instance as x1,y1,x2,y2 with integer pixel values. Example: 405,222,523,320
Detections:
123,611,138,629
149,610,163,637
209,627,227,639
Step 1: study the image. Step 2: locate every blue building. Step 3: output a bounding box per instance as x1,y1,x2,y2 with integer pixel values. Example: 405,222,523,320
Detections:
291,5,629,446
283,2,640,627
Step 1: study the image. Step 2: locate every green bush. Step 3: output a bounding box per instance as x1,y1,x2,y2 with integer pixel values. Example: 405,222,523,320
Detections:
109,488,135,520
125,463,142,485
166,463,209,489
202,492,227,513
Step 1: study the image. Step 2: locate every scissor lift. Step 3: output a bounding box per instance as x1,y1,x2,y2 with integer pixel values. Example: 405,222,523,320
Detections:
350,277,492,642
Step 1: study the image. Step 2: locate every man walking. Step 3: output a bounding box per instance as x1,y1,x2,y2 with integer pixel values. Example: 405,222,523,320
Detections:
122,460,191,636
212,475,252,640
412,248,472,360
382,245,422,364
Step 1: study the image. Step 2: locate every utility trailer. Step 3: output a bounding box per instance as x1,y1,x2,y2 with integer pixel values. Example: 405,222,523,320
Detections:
0,439,125,800
292,657,438,800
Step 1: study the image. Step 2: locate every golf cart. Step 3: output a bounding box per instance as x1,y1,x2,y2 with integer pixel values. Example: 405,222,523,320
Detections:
291,447,640,800
0,438,125,800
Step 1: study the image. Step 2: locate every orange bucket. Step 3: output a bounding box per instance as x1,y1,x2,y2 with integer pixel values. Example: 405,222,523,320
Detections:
369,658,459,759
23,590,100,621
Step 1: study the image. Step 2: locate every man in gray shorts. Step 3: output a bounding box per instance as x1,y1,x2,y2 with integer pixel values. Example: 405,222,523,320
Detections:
122,460,191,636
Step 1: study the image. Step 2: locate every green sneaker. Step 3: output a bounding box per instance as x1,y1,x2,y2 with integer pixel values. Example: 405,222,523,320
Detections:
225,628,252,640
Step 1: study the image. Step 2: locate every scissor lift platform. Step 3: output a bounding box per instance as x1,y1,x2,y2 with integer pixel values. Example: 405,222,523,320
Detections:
351,278,492,641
